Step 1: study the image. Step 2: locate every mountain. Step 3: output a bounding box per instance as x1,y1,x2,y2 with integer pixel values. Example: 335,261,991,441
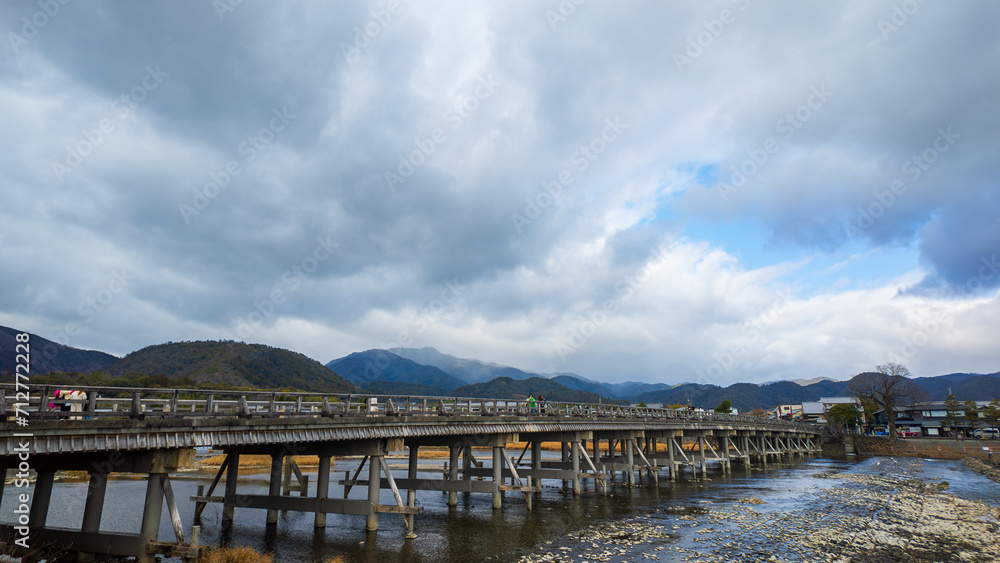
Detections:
605,380,676,397
450,376,613,403
550,374,616,396
634,372,1000,412
910,372,1000,400
0,325,118,374
790,377,836,386
390,346,537,384
325,349,465,390
109,340,358,393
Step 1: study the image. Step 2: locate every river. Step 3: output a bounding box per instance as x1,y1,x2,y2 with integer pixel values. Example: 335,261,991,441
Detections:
3,456,998,562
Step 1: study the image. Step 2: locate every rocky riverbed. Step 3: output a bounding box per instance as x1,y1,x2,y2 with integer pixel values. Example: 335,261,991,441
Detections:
513,458,999,563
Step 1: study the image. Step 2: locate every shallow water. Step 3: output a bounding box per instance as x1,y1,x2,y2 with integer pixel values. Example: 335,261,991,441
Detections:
2,455,997,562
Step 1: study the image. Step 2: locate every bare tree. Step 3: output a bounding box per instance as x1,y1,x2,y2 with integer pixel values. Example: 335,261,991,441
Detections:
848,362,923,439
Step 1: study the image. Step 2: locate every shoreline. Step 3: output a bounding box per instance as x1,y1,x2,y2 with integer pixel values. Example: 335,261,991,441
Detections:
517,456,999,563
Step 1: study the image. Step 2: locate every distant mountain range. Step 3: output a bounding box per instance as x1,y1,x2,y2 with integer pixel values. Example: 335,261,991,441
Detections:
631,372,1000,412
326,349,464,392
1,324,997,410
390,347,538,384
0,326,117,374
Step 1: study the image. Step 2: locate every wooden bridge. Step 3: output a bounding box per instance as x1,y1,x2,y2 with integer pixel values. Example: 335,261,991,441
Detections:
0,385,822,562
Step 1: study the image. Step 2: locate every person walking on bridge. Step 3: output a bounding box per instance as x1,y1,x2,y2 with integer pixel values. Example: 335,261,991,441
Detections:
528,394,536,414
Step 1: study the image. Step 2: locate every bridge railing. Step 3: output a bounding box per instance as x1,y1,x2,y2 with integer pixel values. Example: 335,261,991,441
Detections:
0,384,813,431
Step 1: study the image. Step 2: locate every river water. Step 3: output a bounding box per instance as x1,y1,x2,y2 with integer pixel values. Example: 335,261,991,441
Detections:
2,456,997,562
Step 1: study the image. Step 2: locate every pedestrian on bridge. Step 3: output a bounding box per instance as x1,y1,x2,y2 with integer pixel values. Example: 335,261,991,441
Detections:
528,395,536,413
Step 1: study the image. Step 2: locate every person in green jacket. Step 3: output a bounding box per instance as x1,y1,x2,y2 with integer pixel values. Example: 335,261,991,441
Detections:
528,395,536,413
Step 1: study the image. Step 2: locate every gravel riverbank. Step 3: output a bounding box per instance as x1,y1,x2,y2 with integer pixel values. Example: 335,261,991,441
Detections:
514,458,999,563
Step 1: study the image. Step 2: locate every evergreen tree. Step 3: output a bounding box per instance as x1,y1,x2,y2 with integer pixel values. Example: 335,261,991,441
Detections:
964,399,981,432
942,393,962,437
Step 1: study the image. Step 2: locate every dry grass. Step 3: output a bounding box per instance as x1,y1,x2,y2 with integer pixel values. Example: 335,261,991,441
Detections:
197,546,343,563
197,455,326,468
198,545,273,563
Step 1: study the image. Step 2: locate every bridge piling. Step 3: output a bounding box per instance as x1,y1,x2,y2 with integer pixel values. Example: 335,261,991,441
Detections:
625,439,636,487
570,441,581,495
447,445,459,506
222,453,240,527
492,446,503,508
366,456,380,531
77,471,108,563
315,455,331,528
139,473,165,563
561,442,569,491
267,454,283,525
406,446,418,537
28,469,54,528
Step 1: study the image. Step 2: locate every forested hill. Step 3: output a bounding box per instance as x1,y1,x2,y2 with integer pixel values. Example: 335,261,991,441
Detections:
108,341,358,393
0,325,118,374
450,376,614,404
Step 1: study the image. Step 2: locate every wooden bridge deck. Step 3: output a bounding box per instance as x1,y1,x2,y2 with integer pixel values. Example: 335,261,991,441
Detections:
0,385,822,562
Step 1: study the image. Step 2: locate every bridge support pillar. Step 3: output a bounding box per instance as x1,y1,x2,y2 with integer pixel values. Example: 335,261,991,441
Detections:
314,455,331,528
29,469,55,528
698,438,708,477
138,474,165,563
76,471,108,563
561,442,570,491
366,456,381,531
721,436,731,474
625,439,635,487
222,453,240,527
667,437,676,480
267,454,283,525
406,446,418,537
447,444,459,506
571,441,581,495
492,446,503,509
531,441,542,496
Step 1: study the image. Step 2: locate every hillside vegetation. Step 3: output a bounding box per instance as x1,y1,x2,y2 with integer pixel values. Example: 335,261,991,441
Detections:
451,376,615,403
108,341,358,393
0,325,118,374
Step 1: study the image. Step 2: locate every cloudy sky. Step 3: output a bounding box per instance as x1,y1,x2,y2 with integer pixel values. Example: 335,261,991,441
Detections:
2,1,998,386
